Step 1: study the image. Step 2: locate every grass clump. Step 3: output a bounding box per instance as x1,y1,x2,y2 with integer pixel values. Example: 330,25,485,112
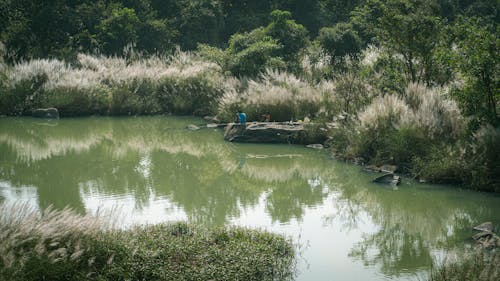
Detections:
0,52,227,117
428,250,500,281
0,202,296,281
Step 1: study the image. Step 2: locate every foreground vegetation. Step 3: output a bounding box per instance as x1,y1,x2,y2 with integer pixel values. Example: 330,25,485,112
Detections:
428,250,500,281
0,203,296,281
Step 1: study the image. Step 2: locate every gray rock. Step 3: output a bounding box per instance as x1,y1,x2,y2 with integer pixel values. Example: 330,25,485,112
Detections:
474,222,494,232
473,231,493,241
32,108,59,119
306,144,324,149
187,124,200,131
224,122,305,143
373,173,401,185
203,116,220,122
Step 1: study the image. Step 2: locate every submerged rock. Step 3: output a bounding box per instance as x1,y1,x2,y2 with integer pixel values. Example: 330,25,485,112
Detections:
32,108,59,119
203,116,220,123
473,222,494,232
224,122,305,143
187,124,200,131
372,173,401,185
306,144,324,149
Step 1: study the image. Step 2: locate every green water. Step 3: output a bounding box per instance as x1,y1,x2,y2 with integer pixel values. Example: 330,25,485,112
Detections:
1,116,499,281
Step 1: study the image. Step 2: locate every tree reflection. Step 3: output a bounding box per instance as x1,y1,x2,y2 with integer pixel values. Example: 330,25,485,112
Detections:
1,117,500,279
0,117,331,225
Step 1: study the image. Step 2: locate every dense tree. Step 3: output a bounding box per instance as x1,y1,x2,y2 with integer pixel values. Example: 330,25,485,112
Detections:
317,23,362,65
448,17,499,126
352,0,444,85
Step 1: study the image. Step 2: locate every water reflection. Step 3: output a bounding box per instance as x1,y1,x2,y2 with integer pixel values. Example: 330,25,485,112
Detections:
0,117,499,280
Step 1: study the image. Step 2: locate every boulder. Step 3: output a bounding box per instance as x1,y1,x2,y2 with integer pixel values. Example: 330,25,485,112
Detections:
473,222,494,232
373,173,401,185
203,116,220,123
32,108,59,119
306,144,324,149
224,122,305,143
187,124,200,131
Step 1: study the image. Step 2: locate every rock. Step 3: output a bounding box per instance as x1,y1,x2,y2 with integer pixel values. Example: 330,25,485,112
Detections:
477,234,500,249
306,144,324,149
474,222,494,232
206,123,226,128
473,231,493,241
224,122,305,143
373,173,401,185
32,108,59,119
187,124,200,131
203,116,220,122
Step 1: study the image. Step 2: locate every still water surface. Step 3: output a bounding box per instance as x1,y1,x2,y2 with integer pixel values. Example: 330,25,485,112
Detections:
1,116,499,281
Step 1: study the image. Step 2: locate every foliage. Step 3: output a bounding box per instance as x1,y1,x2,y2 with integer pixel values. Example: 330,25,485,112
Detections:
428,250,500,281
0,202,297,281
317,23,362,65
217,70,336,122
0,52,226,117
448,17,499,127
352,0,444,85
349,84,466,167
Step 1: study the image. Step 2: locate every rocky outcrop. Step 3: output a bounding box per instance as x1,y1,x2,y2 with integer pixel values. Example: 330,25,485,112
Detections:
224,122,305,143
32,108,59,119
473,222,499,249
372,173,401,185
306,144,324,149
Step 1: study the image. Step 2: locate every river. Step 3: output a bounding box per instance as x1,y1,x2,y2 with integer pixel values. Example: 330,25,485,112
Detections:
0,116,499,281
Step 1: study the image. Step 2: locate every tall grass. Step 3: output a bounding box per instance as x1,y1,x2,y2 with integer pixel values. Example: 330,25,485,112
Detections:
0,202,296,281
329,83,467,171
428,250,500,281
0,51,227,116
218,69,354,122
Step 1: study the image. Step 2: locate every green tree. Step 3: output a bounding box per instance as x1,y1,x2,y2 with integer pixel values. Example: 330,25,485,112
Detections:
352,0,443,85
449,17,499,126
178,0,223,50
97,5,140,55
317,23,362,65
225,28,284,77
265,10,309,62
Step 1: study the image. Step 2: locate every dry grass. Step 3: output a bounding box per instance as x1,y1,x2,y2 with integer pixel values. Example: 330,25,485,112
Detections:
0,202,296,281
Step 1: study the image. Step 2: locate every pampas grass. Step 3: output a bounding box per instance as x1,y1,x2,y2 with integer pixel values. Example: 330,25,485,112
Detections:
0,202,296,281
0,51,227,116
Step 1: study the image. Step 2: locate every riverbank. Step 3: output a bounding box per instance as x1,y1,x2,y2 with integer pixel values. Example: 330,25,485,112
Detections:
0,53,498,192
0,203,296,281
